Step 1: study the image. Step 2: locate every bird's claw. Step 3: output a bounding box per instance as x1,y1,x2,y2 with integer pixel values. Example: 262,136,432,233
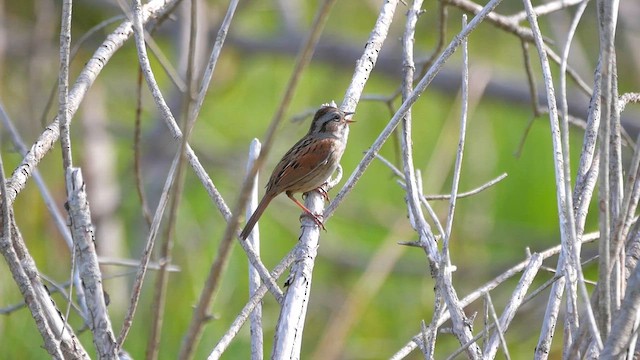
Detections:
299,212,326,231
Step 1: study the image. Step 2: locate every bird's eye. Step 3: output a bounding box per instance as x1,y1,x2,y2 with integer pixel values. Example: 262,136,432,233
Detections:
332,114,341,121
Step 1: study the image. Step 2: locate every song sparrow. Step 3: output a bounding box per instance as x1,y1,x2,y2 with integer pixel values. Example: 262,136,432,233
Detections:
239,105,354,240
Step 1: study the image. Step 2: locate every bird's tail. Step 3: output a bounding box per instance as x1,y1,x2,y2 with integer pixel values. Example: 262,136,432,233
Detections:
239,195,272,240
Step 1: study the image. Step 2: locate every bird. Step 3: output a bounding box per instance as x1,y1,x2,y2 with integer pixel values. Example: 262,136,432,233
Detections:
239,105,354,240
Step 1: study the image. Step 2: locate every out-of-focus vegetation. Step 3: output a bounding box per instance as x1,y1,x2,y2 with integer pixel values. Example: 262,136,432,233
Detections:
0,0,638,359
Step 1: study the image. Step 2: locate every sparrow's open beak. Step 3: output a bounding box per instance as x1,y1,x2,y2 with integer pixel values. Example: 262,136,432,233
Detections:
344,111,355,124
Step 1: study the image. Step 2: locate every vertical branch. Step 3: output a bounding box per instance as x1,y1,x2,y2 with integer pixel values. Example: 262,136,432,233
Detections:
558,1,589,356
66,169,119,359
596,0,620,339
134,67,153,227
399,0,435,268
523,0,603,354
271,220,323,359
246,140,264,360
432,14,482,359
146,0,203,357
58,0,73,169
399,2,445,357
117,151,180,348
539,5,600,359
57,0,79,339
58,0,118,356
443,14,469,263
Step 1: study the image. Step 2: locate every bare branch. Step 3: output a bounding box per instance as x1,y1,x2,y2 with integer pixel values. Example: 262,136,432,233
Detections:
391,233,599,358
66,169,118,358
523,0,602,355
208,251,297,359
484,253,542,358
484,292,512,360
245,140,264,360
601,260,640,358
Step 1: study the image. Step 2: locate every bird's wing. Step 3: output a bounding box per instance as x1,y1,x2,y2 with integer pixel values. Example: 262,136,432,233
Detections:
266,137,334,194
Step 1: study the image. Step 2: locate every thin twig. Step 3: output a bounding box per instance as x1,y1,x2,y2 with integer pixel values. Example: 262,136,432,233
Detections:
443,13,469,260
510,0,584,23
484,292,512,360
145,0,200,357
557,1,589,355
0,104,73,248
133,67,153,227
484,253,542,358
117,150,179,348
424,173,508,200
375,154,508,201
431,14,482,358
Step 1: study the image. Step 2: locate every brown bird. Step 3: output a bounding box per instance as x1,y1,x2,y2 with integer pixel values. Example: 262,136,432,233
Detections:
239,105,354,240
